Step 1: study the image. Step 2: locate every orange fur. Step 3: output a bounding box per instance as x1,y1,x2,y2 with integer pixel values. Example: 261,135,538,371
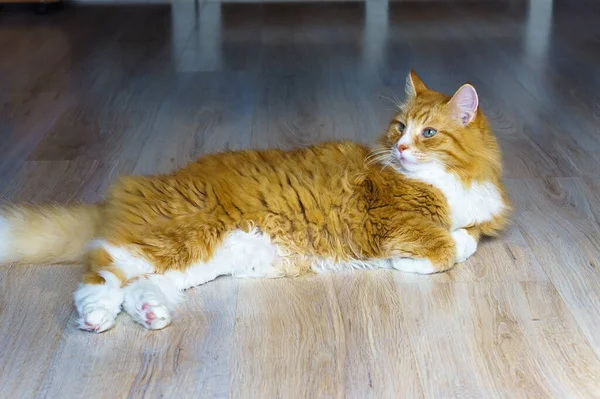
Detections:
0,71,511,284
0,204,101,264
378,70,511,233
381,71,504,186
94,142,455,277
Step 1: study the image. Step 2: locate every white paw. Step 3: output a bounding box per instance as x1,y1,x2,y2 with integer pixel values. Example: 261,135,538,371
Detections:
78,307,117,333
137,300,171,330
391,257,436,274
452,229,478,263
123,278,174,330
73,272,124,333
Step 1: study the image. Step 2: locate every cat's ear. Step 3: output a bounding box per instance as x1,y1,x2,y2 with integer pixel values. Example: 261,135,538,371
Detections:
448,84,479,126
405,69,428,97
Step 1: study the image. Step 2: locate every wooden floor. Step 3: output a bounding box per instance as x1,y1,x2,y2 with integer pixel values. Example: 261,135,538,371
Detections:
1,0,600,397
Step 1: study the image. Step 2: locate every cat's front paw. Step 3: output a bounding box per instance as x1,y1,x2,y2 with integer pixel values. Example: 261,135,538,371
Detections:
391,257,437,274
452,229,477,263
123,278,172,330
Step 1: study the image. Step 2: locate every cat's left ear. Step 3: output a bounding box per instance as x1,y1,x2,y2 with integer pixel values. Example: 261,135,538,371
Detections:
405,69,428,98
448,84,479,126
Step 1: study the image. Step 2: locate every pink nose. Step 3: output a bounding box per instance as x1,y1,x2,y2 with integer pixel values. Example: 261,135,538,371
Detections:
397,144,409,152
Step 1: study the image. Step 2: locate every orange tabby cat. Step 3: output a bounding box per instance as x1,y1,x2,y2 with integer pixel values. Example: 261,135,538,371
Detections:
0,71,510,332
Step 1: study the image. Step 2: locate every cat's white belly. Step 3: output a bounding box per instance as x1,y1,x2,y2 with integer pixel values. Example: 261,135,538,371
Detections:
93,228,389,296
166,229,286,290
168,230,390,288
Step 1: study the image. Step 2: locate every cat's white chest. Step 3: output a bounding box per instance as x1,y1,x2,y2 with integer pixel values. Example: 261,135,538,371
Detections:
403,166,504,230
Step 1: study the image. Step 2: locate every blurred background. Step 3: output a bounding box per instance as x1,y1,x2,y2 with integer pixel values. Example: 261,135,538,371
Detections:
1,0,567,204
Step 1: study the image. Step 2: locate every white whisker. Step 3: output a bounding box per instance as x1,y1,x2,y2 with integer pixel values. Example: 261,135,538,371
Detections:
389,90,405,109
365,148,392,162
365,152,390,162
380,157,394,172
379,96,401,109
366,153,392,167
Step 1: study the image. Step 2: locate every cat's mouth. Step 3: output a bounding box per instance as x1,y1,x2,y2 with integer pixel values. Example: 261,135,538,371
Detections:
391,148,420,169
398,154,418,166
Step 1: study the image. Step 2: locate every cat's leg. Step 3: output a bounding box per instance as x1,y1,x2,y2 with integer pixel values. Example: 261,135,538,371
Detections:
122,274,183,330
118,221,228,330
74,247,128,333
451,227,479,263
119,226,283,330
385,222,456,275
121,263,236,330
74,239,163,332
453,212,510,263
74,272,124,333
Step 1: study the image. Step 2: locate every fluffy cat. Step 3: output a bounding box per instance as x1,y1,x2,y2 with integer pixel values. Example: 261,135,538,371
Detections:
0,71,511,332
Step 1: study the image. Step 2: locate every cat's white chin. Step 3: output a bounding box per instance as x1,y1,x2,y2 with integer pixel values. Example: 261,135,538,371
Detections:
395,158,424,173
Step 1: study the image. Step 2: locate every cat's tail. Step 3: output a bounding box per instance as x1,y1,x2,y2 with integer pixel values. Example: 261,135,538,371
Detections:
0,204,101,265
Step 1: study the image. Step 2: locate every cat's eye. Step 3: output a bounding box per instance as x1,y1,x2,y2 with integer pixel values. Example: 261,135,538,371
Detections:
422,128,437,138
397,122,406,133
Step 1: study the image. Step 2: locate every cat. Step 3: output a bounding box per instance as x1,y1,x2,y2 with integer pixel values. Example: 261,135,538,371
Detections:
0,70,511,333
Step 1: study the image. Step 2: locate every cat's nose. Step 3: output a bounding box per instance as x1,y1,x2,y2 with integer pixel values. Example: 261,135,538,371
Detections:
397,144,409,153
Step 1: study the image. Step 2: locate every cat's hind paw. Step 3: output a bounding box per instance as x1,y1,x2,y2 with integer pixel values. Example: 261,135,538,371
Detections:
78,307,117,333
123,278,173,330
139,301,171,330
73,274,124,333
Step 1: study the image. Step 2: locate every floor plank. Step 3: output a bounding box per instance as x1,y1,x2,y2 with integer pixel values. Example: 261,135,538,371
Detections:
35,278,238,398
333,271,424,398
0,264,80,398
230,275,347,398
509,178,600,358
395,281,600,398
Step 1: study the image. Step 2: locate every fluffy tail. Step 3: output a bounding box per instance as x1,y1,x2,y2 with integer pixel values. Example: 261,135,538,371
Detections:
0,204,101,265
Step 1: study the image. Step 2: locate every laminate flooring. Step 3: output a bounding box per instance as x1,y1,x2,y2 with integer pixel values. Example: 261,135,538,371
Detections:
1,0,600,397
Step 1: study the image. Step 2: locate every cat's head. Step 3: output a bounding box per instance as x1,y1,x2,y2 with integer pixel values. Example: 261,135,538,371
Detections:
377,70,502,183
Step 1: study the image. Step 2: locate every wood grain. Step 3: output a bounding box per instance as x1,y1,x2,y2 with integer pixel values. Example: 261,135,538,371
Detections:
394,281,600,398
333,270,423,398
1,1,600,398
508,178,600,358
35,278,239,398
230,275,346,398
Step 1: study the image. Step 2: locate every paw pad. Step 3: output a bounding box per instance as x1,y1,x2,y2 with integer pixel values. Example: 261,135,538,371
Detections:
138,302,171,330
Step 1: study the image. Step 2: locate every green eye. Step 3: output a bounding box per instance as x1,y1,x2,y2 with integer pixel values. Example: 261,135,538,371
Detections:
397,122,406,132
422,128,437,138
